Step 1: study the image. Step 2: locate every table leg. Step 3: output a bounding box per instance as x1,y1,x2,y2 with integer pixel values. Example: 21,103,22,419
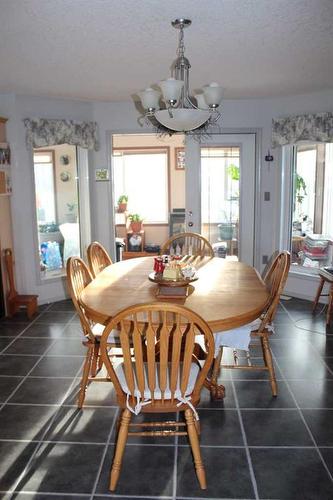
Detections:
203,347,226,400
326,283,333,327
313,276,325,314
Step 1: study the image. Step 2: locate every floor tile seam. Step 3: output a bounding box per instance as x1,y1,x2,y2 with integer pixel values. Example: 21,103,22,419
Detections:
1,402,119,409
301,339,333,376
0,437,325,449
0,314,78,402
4,402,62,407
0,375,76,380
175,497,255,500
26,375,77,379
171,412,180,500
89,407,120,500
279,300,310,324
94,495,173,499
13,335,84,340
0,353,86,357
272,354,333,484
5,359,85,494
0,337,63,413
0,353,42,358
0,438,110,446
0,491,91,498
0,304,54,355
0,307,75,357
237,375,333,381
230,379,259,500
320,358,333,376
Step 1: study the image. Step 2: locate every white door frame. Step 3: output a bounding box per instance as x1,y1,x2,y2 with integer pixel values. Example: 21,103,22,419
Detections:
185,130,260,266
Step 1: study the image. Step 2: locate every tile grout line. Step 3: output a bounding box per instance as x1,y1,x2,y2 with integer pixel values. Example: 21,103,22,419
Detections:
5,355,86,498
89,407,120,500
231,378,259,500
272,353,333,483
0,492,91,499
0,311,78,414
0,303,54,354
172,413,179,500
2,435,333,450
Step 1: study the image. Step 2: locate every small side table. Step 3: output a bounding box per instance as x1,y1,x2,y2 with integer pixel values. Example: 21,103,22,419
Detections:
312,269,333,327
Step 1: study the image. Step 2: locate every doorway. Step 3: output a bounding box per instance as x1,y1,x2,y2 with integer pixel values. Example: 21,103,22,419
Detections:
111,132,257,264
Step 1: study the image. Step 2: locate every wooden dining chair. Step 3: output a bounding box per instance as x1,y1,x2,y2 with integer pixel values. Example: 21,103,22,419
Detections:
87,241,113,278
211,251,290,397
100,302,215,491
160,232,214,258
66,256,120,408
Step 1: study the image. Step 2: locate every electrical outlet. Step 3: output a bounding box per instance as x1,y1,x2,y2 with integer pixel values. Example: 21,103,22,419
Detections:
262,255,268,264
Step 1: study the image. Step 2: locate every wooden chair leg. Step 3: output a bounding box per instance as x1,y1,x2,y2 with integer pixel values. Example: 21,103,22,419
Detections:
326,284,333,327
261,335,277,396
313,276,325,313
185,409,207,490
90,343,100,377
77,346,93,409
211,347,223,386
110,409,131,491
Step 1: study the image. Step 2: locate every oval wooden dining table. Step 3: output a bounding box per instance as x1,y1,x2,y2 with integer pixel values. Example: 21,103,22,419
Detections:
80,256,269,398
81,256,269,330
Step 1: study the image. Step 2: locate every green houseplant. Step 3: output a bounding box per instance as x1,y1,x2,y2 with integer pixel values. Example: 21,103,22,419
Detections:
128,213,143,233
117,195,128,213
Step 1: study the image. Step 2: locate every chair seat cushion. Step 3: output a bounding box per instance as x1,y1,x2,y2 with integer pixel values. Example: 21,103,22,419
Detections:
115,362,200,400
92,323,120,342
214,318,274,354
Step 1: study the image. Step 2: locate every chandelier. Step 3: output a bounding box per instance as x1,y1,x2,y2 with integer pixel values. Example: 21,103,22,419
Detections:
138,19,223,133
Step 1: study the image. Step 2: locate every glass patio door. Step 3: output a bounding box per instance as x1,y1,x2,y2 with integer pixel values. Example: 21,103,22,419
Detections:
185,133,256,265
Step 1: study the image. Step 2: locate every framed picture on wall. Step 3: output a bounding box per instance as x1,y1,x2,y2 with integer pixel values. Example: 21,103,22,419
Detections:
175,147,185,170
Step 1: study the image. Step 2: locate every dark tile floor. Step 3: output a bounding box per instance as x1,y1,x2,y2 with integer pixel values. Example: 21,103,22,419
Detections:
1,298,333,499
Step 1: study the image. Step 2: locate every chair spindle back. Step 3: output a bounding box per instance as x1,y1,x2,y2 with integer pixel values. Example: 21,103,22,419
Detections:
100,303,215,408
260,251,291,329
87,241,113,278
66,257,95,341
160,232,214,258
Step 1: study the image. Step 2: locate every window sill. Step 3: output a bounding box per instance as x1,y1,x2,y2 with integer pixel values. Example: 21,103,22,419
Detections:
289,267,320,280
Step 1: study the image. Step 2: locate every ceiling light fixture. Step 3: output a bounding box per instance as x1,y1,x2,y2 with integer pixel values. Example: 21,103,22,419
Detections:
138,19,223,134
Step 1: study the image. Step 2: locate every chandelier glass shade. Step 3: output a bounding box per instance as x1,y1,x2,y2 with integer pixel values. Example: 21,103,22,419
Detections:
138,19,223,133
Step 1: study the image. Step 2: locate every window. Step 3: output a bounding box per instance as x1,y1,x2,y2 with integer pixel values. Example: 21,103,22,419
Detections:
290,142,333,271
201,147,240,224
33,146,83,280
200,147,240,259
112,149,169,223
34,151,57,224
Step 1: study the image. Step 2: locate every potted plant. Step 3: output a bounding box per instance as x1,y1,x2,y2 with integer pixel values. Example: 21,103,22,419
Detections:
66,202,78,223
129,213,143,233
117,195,128,213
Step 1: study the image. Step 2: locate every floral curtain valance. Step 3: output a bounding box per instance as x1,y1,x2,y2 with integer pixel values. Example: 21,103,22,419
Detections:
272,112,333,147
23,118,99,151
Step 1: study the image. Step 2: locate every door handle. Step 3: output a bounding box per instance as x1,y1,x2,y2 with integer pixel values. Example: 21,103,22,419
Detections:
188,221,193,227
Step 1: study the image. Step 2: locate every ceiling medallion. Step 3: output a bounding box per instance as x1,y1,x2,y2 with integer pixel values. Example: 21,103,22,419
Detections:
137,19,223,136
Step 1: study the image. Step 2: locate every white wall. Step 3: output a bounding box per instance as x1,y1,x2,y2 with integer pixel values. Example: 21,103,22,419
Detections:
1,89,333,303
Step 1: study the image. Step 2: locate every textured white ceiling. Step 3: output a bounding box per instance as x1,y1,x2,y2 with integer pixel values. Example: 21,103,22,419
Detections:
0,0,332,101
